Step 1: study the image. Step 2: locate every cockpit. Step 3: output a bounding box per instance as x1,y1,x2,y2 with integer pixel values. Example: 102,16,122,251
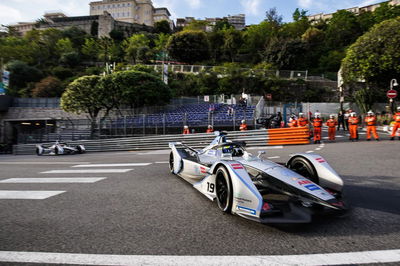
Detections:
220,143,245,157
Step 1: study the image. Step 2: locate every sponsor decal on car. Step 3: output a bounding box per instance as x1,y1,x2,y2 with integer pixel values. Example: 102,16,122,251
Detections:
231,163,243,170
316,157,326,163
234,197,252,203
237,206,256,215
200,166,208,174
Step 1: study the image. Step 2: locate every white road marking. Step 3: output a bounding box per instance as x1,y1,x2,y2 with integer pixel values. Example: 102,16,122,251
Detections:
0,249,399,265
267,156,280,159
336,135,344,137
315,148,321,151
41,169,132,174
72,163,151,168
0,178,106,184
155,161,169,164
306,151,314,154
136,150,171,155
0,191,65,200
0,162,91,165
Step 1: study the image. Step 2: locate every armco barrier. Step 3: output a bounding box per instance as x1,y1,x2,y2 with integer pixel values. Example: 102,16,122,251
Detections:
12,128,310,155
266,127,310,146
13,130,268,155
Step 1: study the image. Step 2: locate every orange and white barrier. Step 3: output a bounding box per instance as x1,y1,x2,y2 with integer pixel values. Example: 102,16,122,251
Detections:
266,127,310,146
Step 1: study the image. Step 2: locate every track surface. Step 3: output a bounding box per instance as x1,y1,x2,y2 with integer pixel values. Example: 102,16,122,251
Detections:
0,132,399,263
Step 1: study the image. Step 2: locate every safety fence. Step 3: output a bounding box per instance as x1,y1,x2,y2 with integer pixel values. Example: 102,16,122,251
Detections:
267,127,310,146
12,129,309,155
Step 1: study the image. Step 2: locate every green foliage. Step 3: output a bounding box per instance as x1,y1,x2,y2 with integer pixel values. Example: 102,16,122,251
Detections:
32,76,63,97
6,60,43,96
167,30,211,63
61,75,103,119
342,18,400,84
325,10,361,50
184,20,210,31
154,20,171,34
123,34,150,64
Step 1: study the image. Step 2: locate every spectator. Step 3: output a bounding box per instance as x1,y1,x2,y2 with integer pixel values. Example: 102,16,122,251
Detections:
240,120,248,131
183,125,190,134
337,111,345,131
276,112,283,128
227,105,234,116
344,110,350,131
206,125,214,133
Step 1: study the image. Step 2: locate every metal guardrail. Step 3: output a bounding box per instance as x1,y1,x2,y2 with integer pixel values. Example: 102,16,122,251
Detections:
13,130,269,155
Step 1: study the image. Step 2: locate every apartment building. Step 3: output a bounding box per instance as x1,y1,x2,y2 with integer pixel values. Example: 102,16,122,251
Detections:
89,0,172,27
308,0,400,22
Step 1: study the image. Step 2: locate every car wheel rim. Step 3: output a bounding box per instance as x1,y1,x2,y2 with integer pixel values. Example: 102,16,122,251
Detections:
216,173,228,209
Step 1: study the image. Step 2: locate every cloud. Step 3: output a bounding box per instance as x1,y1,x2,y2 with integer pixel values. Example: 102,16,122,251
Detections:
0,4,23,25
240,0,262,16
298,0,314,8
185,0,202,9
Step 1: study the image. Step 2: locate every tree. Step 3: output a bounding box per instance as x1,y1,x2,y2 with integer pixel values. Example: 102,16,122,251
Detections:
325,10,361,50
81,38,99,61
6,60,43,96
154,20,171,34
184,20,209,31
123,34,150,64
222,27,243,62
213,18,233,31
167,30,211,63
32,76,63,97
342,18,400,102
61,75,103,137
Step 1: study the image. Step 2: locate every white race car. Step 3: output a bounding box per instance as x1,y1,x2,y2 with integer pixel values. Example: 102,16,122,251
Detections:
169,132,347,223
36,141,85,156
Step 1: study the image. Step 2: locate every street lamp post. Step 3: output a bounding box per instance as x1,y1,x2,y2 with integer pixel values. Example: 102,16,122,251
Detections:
390,79,398,113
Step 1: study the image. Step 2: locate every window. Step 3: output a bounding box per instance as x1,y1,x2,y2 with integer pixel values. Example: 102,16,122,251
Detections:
117,4,120,7
122,3,125,7
112,4,115,8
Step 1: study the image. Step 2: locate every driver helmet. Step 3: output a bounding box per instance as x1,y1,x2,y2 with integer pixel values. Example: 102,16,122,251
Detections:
330,114,335,119
315,112,321,118
367,110,374,116
299,112,304,117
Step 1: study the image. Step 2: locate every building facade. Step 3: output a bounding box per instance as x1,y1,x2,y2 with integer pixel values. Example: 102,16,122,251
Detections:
176,14,246,32
10,11,152,38
89,0,172,27
308,0,400,22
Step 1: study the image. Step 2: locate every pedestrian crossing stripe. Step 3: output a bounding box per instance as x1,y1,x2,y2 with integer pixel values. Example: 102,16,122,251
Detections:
0,191,65,199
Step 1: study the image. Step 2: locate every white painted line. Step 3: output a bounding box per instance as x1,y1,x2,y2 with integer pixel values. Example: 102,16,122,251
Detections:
72,163,151,168
318,146,324,148
155,161,169,164
306,151,314,154
315,148,321,151
0,191,65,200
0,162,91,165
336,135,344,137
0,249,399,266
41,169,132,174
323,137,329,139
267,156,280,159
0,178,106,184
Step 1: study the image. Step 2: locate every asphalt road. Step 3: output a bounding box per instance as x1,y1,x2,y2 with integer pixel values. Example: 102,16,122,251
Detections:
0,130,399,264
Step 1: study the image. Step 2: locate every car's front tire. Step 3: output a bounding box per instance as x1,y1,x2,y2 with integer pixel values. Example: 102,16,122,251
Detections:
215,166,233,213
287,156,318,184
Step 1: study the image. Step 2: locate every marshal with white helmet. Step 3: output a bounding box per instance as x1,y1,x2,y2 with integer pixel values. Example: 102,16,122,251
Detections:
169,132,347,224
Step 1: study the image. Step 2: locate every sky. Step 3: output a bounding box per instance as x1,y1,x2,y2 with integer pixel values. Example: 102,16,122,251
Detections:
0,0,386,26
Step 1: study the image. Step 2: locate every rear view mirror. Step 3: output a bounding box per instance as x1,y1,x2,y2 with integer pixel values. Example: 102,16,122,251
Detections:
258,151,266,158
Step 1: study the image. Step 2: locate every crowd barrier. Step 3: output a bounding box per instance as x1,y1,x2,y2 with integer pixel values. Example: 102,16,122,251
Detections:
267,127,310,146
12,128,310,155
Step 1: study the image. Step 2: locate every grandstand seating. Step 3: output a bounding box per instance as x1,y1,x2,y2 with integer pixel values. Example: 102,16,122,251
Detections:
112,103,256,128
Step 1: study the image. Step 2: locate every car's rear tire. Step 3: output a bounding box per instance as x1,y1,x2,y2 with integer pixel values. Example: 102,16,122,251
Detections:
76,145,85,154
215,166,233,213
287,156,318,184
54,147,60,155
36,147,43,156
169,152,175,174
